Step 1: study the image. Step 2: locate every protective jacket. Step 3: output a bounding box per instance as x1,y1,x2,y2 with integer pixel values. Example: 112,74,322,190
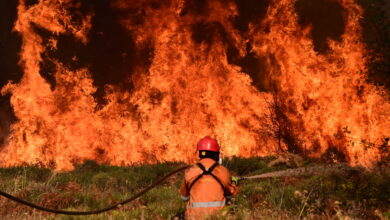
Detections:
179,158,238,219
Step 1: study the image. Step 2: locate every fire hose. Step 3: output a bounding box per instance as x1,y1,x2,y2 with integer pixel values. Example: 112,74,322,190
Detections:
0,165,191,215
0,163,353,215
238,163,353,181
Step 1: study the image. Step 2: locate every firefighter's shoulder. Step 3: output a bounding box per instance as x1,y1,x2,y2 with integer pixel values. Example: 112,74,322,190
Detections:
215,164,229,173
184,164,202,179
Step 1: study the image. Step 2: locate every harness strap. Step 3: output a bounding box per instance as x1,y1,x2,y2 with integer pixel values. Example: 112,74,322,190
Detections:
188,162,225,193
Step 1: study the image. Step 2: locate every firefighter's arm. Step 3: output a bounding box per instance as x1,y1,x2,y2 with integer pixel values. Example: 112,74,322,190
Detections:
179,179,190,201
226,181,239,197
225,174,239,198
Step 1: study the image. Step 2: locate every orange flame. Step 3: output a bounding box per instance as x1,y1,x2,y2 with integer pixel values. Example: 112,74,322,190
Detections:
0,0,389,170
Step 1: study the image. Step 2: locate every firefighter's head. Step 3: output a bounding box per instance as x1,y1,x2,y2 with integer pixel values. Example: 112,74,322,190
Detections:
196,136,220,162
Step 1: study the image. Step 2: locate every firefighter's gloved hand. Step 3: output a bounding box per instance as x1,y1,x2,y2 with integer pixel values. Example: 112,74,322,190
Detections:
231,176,239,186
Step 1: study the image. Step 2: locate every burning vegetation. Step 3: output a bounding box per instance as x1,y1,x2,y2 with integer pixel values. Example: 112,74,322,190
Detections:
0,0,389,170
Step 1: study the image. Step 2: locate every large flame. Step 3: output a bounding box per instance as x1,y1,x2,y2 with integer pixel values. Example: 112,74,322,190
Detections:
0,0,389,170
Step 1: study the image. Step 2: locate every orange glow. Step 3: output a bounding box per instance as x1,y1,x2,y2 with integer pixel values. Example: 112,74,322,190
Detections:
0,0,388,170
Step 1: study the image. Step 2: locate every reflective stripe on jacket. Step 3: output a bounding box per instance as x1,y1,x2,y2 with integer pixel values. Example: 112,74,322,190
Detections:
179,158,238,219
190,200,226,208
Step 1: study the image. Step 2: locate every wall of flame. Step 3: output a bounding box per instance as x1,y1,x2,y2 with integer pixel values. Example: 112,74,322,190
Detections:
0,0,389,170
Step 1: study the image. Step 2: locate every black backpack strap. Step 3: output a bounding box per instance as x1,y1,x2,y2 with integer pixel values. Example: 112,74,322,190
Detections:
203,163,225,191
187,164,206,192
208,168,225,192
188,162,225,193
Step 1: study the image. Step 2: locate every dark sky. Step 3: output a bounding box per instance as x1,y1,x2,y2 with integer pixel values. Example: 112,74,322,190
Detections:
0,0,21,146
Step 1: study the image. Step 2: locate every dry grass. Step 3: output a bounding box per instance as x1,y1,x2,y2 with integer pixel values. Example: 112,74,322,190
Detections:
0,158,389,219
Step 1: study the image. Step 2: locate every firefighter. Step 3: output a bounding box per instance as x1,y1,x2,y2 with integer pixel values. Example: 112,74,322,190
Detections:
179,136,239,219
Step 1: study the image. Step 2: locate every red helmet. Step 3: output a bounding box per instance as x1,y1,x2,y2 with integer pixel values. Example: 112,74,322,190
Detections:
196,136,220,152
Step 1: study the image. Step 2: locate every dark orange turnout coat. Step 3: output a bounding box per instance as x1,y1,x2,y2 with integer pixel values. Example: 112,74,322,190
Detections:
180,158,238,219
